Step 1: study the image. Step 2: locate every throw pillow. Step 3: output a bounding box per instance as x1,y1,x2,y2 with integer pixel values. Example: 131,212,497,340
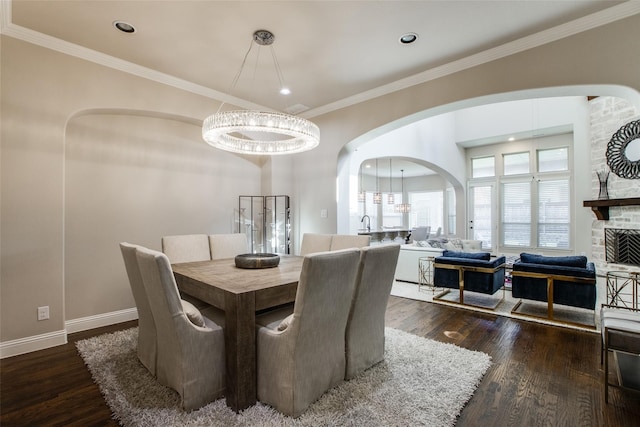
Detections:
449,238,464,250
181,300,206,327
462,240,483,252
519,253,587,268
428,239,445,248
277,314,294,331
442,250,491,261
443,241,458,251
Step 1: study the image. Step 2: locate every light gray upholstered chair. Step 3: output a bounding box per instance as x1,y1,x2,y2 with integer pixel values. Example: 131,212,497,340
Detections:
345,244,401,380
161,234,211,263
119,242,157,376
136,246,226,411
329,234,371,251
255,248,361,417
411,226,431,242
208,233,248,259
299,233,333,255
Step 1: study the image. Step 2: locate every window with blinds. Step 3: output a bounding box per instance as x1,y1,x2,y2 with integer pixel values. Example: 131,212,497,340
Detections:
468,136,572,252
538,179,570,248
502,181,531,247
503,152,530,175
472,156,495,178
470,185,493,249
409,191,443,230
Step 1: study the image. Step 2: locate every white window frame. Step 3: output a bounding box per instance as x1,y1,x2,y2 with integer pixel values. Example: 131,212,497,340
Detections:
467,138,574,254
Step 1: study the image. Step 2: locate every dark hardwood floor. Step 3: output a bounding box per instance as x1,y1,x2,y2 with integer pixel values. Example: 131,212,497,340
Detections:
2,297,639,426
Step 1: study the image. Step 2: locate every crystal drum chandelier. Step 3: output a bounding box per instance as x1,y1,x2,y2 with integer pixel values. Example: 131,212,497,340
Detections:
358,163,366,203
387,158,395,204
395,169,411,213
373,159,382,204
202,30,320,155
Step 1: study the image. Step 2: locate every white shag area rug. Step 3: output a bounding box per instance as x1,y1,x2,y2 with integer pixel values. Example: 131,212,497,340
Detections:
76,327,491,427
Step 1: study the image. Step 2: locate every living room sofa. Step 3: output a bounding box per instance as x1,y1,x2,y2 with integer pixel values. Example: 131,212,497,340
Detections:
394,238,484,283
511,253,597,326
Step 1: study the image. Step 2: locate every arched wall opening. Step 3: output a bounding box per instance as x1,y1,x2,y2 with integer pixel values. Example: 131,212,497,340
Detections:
336,85,640,239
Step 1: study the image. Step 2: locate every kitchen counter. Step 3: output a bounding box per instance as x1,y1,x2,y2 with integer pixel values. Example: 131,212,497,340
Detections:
357,228,410,242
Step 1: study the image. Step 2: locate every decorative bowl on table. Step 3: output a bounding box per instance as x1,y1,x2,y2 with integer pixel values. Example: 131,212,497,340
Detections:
234,253,280,269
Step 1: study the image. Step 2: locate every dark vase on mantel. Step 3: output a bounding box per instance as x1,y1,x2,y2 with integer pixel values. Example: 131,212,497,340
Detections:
597,170,610,200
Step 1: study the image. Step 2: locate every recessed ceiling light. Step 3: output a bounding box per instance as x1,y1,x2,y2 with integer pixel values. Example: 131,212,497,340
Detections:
399,32,418,45
113,21,136,34
508,137,515,141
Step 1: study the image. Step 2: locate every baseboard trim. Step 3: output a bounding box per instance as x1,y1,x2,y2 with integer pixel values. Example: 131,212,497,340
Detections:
1,329,67,359
65,308,138,334
1,308,139,359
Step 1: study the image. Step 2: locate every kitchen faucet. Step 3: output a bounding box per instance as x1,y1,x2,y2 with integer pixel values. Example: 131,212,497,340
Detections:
360,215,371,232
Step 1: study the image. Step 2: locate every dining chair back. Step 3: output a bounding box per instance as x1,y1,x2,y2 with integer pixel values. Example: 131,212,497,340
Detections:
329,234,371,251
299,233,333,255
256,248,361,417
161,234,211,263
119,242,157,376
345,244,401,379
136,245,226,411
209,233,249,259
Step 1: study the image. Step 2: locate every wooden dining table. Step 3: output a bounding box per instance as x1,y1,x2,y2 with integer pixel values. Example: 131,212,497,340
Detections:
172,255,304,413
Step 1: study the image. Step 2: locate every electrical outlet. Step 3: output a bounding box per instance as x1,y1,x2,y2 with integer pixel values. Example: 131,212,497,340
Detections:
37,306,50,321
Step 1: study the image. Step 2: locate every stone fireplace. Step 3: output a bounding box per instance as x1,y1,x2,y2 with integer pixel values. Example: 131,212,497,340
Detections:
589,97,640,308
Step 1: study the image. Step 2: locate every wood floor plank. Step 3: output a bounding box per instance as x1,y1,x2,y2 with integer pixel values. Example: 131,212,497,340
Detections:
2,300,640,425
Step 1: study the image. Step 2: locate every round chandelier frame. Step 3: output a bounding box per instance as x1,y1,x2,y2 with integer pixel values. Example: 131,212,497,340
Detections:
202,30,320,155
203,110,319,155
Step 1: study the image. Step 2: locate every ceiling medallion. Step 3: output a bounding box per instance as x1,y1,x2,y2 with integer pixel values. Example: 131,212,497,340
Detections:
202,30,319,155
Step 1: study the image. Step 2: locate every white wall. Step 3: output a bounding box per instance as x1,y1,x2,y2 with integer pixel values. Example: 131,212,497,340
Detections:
64,113,260,320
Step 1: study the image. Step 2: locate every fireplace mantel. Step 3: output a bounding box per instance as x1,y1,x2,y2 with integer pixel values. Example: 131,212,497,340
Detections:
583,197,640,220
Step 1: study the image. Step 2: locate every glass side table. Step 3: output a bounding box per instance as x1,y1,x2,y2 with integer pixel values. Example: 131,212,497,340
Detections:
606,271,640,310
418,256,438,293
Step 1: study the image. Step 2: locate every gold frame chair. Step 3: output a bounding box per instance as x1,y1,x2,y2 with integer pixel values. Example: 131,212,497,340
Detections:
433,262,506,310
510,270,596,329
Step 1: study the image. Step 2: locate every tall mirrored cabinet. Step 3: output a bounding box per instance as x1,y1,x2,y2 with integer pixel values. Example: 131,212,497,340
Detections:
238,195,291,254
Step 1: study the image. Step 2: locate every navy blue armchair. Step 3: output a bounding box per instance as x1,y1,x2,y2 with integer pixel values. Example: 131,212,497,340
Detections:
433,251,506,309
511,253,596,327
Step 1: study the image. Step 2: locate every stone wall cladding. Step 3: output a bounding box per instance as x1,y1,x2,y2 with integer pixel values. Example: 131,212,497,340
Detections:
589,96,640,307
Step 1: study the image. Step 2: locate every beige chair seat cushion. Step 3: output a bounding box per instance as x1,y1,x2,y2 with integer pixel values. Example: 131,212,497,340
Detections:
256,306,295,331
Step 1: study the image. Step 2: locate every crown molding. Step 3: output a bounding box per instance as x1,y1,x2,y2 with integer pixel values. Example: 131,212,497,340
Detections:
2,0,639,119
0,0,268,113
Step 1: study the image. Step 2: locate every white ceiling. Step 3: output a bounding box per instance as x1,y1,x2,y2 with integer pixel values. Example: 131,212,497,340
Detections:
6,0,635,118
361,158,431,179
